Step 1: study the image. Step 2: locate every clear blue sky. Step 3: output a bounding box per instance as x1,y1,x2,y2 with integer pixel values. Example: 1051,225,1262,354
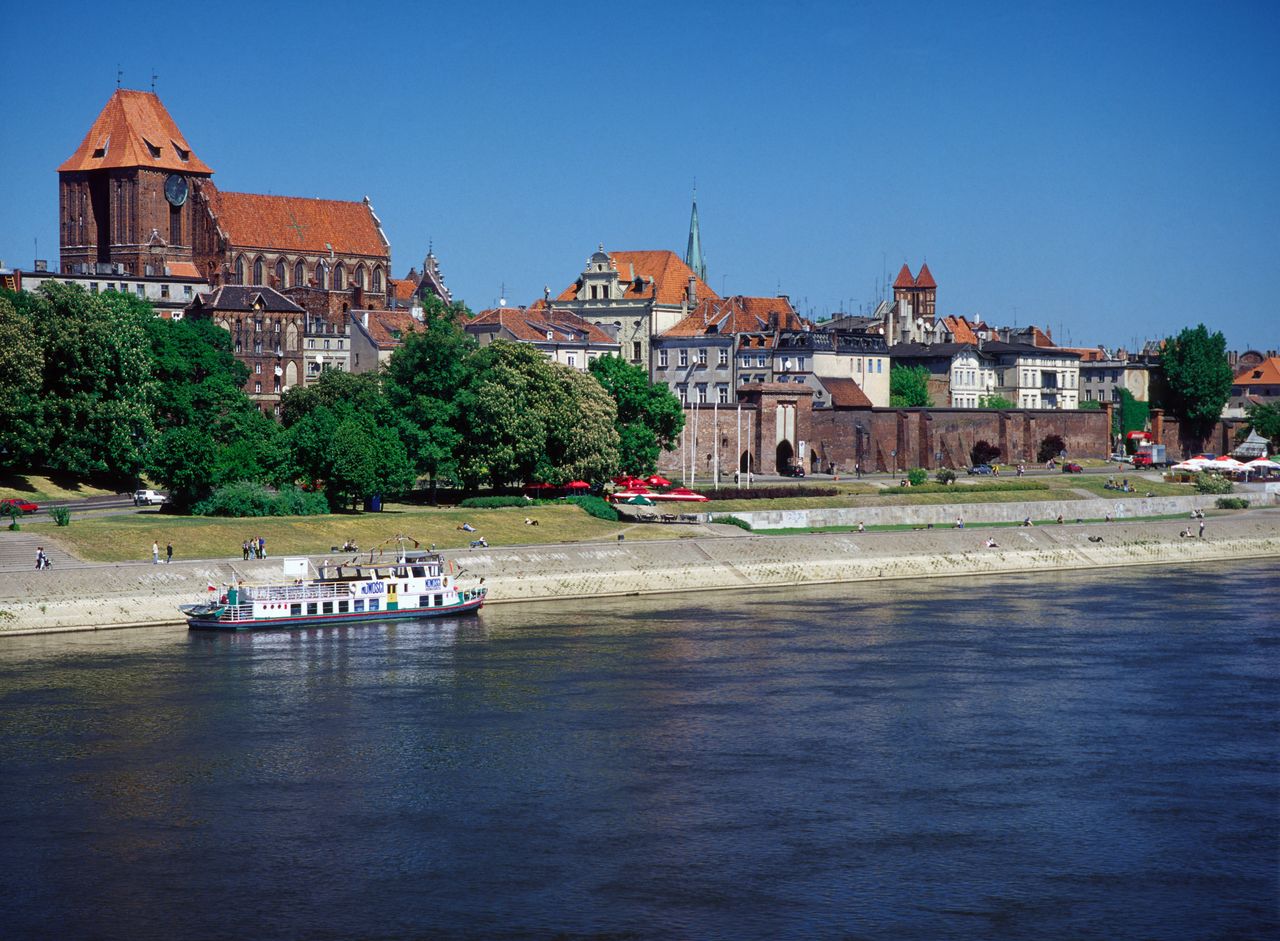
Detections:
2,0,1276,351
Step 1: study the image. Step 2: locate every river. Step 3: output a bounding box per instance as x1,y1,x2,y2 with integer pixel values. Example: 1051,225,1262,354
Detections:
0,562,1276,940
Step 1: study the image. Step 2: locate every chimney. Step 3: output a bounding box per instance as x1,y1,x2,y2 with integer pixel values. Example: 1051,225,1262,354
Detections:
362,310,369,329
687,275,696,306
353,284,364,309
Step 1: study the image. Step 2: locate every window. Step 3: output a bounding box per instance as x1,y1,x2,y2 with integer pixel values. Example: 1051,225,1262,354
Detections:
698,348,707,366
338,600,349,613
718,349,728,366
567,354,577,367
294,260,305,287
291,604,302,617
757,355,766,367
315,263,326,290
234,257,245,284
369,599,379,611
184,285,192,298
355,264,366,289
170,204,181,244
658,349,668,368
254,381,262,393
697,384,707,404
275,259,286,287
679,349,688,367
718,385,729,404
354,600,364,613
135,284,144,297
876,359,883,373
323,601,333,614
677,384,688,405
255,363,262,374
333,264,345,290
797,357,805,371
632,341,642,362
107,283,115,293
307,602,317,615
742,355,751,367
433,594,443,607
372,267,383,292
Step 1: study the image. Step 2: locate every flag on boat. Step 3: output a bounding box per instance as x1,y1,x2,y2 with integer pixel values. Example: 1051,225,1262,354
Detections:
207,583,217,592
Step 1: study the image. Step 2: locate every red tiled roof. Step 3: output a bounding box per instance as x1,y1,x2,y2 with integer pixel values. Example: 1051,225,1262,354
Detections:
893,264,915,289
1233,356,1280,386
1063,347,1107,362
60,89,212,174
661,295,802,337
819,377,873,408
166,261,201,278
1030,326,1055,347
914,262,936,288
469,307,618,346
389,277,418,303
359,310,422,349
556,250,718,306
942,315,979,345
205,183,388,258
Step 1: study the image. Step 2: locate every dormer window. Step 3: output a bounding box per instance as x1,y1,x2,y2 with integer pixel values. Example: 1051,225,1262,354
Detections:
143,138,162,159
172,142,190,162
92,137,109,159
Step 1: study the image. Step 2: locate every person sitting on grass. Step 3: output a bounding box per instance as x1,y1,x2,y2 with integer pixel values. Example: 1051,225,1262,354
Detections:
985,537,999,548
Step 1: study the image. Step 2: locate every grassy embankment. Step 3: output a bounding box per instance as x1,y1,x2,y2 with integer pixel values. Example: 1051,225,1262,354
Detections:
0,473,120,504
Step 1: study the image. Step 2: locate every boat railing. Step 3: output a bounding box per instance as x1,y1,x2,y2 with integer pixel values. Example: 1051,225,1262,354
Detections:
239,582,353,603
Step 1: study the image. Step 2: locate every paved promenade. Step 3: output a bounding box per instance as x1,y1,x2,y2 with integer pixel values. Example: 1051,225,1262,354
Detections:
2,510,1277,635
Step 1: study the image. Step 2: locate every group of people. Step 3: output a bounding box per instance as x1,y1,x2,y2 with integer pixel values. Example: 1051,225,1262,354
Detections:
34,546,51,570
1104,476,1133,492
1180,509,1206,539
151,541,173,564
241,537,266,560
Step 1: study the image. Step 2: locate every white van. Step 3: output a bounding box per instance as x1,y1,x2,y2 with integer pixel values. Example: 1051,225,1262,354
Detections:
133,489,167,506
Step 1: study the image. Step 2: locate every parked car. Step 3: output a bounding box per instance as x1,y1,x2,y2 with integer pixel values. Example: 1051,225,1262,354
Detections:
967,464,994,475
1062,462,1084,474
133,489,168,506
1109,453,1131,463
779,463,806,478
0,498,39,513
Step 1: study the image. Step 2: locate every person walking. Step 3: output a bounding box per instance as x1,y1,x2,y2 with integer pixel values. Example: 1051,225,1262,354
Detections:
242,540,250,561
35,547,44,570
152,541,160,564
1199,519,1205,538
166,542,173,564
258,536,266,560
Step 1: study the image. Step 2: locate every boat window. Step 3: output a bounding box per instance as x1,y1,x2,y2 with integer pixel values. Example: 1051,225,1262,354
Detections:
369,599,379,611
338,600,349,613
412,566,426,578
323,602,333,614
433,594,443,607
291,604,301,617
354,600,364,613
419,596,431,608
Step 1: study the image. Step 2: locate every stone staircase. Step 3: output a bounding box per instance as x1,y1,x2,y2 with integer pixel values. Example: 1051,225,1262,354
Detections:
0,530,92,572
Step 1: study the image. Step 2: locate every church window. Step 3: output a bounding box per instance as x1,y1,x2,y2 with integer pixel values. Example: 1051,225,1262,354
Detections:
234,257,246,284
294,260,305,287
253,258,265,284
170,204,181,245
275,260,286,287
315,263,326,290
372,267,383,292
355,264,366,289
334,264,346,291
254,341,262,354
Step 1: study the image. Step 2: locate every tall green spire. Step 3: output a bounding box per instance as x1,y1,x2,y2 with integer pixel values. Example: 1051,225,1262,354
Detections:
684,188,707,283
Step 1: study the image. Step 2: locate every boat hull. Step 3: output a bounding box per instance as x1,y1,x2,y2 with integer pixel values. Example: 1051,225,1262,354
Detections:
184,595,485,631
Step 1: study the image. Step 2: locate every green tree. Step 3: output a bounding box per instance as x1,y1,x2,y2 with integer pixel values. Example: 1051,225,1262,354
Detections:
588,354,684,474
1113,387,1150,445
1160,325,1233,437
1077,399,1102,410
28,283,156,482
0,292,45,470
383,298,476,496
1244,401,1280,450
889,364,932,407
978,394,1016,409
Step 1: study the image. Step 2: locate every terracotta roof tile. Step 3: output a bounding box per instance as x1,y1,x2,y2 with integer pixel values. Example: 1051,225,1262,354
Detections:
60,89,212,174
556,250,718,306
942,315,979,345
661,295,803,337
205,183,388,258
166,261,201,278
913,262,936,289
893,264,916,289
818,377,873,408
470,307,618,346
358,310,422,349
1233,356,1280,386
388,277,418,303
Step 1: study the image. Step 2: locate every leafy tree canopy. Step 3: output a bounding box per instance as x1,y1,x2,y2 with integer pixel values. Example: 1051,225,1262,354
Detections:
978,394,1016,409
1244,401,1280,450
889,364,932,408
0,291,45,470
588,354,684,474
1161,325,1233,436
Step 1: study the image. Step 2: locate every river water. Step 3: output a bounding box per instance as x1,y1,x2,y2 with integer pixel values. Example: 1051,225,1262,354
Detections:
0,562,1276,940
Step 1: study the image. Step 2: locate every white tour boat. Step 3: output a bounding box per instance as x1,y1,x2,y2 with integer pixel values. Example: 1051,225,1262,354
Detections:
181,548,486,631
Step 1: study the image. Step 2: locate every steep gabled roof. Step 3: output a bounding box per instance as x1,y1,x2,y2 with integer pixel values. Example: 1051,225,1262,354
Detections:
893,264,916,289
469,307,618,346
913,262,936,288
661,295,802,337
189,285,304,313
557,249,717,306
818,377,873,408
1233,356,1280,386
205,183,389,258
355,310,423,350
941,315,979,345
60,89,212,174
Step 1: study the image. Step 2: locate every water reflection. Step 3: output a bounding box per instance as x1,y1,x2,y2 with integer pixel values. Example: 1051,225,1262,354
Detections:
0,563,1276,940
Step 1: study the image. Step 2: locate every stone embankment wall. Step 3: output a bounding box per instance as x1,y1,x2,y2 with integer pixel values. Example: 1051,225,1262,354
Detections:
2,512,1278,635
722,492,1273,530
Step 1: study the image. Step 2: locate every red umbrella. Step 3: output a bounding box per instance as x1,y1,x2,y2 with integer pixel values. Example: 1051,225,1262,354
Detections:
566,480,591,489
645,475,671,487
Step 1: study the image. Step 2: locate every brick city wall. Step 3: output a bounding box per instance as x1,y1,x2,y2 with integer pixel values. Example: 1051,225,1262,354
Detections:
660,397,1113,476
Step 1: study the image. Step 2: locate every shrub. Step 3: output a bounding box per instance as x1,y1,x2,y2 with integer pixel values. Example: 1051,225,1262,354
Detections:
970,440,1001,466
459,496,532,509
713,515,752,530
935,468,957,485
1194,473,1233,495
907,468,928,487
192,482,329,517
1037,434,1066,463
50,506,71,527
1215,497,1249,509
567,494,618,521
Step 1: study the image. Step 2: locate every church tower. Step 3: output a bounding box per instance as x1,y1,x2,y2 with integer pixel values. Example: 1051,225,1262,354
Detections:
684,189,707,282
58,89,213,277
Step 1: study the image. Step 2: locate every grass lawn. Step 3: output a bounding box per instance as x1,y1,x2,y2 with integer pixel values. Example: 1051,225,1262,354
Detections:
0,473,120,503
754,512,1193,535
1048,476,1194,498
705,481,1081,512
27,503,681,563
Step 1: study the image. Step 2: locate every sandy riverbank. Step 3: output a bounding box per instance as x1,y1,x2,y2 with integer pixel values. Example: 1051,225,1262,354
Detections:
2,511,1278,635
